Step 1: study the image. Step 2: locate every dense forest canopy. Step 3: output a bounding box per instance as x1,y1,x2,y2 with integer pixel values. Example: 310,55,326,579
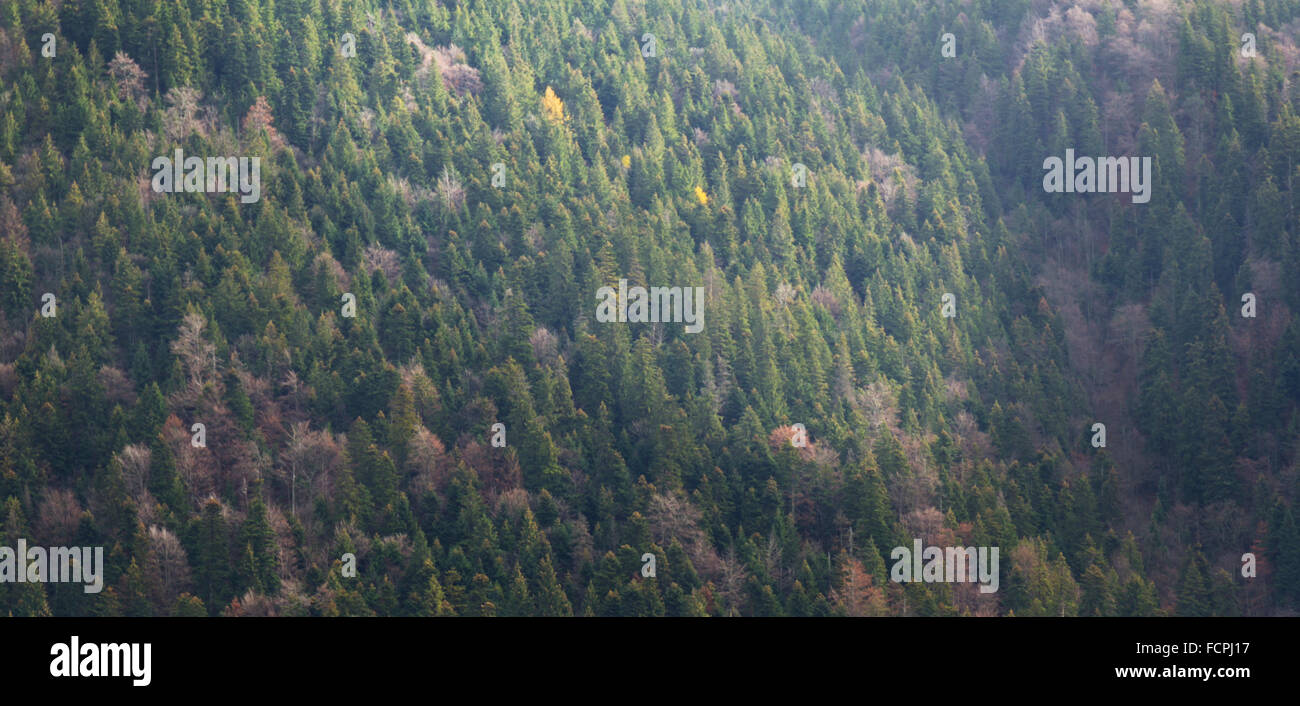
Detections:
0,0,1298,617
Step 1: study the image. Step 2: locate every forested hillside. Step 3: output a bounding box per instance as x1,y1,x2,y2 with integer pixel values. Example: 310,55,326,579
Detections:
0,0,1297,616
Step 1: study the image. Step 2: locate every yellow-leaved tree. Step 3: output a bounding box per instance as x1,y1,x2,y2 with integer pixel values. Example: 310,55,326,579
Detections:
541,86,565,123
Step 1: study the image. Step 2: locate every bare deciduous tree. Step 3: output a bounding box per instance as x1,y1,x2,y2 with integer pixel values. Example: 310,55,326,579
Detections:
436,166,466,210
242,95,284,148
107,52,148,107
161,87,211,140
98,365,137,406
856,379,898,433
116,444,152,501
363,243,402,282
530,327,559,364
171,312,217,392
35,489,81,545
279,422,344,517
716,548,748,616
147,525,192,606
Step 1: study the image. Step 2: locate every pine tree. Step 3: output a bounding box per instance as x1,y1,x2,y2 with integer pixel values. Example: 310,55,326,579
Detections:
192,499,231,615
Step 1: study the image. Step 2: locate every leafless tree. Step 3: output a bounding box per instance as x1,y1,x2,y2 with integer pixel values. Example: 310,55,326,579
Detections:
242,95,284,148
223,590,280,617
147,526,192,606
161,87,209,140
437,166,466,211
716,548,748,616
284,422,309,518
98,365,137,407
405,426,447,496
35,489,81,545
647,492,706,549
856,379,898,433
530,327,559,364
363,243,402,283
811,284,842,319
107,52,148,108
116,444,153,501
279,422,344,517
901,506,945,544
171,312,217,392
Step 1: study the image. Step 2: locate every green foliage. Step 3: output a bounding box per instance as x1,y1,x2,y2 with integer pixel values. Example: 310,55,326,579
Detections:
1,0,1297,617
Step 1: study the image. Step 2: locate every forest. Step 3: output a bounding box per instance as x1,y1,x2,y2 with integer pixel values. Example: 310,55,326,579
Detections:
0,0,1298,617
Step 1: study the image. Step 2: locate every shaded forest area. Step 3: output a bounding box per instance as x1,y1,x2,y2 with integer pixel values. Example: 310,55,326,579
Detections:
0,0,1298,616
